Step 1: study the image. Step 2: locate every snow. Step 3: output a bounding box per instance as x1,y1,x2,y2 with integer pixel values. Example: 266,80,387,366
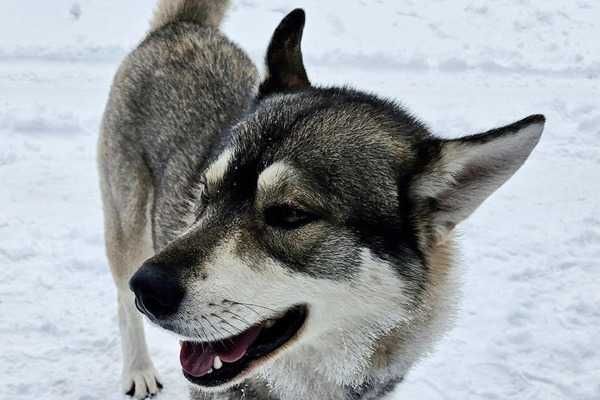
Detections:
1,1,598,399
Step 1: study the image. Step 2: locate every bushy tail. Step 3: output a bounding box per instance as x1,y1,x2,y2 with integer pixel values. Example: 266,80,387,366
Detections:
150,0,230,32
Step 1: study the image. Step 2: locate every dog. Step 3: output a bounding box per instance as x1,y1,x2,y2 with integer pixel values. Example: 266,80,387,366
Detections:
98,1,544,399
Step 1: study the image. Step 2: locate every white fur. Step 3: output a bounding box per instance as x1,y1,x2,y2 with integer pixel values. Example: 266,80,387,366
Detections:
257,161,293,191
118,291,161,398
262,249,415,400
205,148,233,185
170,149,235,238
98,154,161,399
413,120,544,241
172,241,415,398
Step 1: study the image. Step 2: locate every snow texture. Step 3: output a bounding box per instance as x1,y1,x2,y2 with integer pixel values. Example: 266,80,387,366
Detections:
1,1,599,399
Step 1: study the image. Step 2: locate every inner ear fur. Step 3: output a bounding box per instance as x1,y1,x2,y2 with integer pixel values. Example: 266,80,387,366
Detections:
411,114,545,243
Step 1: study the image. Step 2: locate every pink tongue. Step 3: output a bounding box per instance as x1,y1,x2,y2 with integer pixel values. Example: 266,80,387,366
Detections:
179,325,262,377
180,342,215,377
217,325,261,363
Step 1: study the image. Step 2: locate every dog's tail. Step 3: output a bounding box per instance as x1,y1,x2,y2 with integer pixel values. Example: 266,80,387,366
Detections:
150,0,230,32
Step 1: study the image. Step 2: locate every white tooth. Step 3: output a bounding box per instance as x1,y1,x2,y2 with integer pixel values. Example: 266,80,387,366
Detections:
207,368,213,374
264,320,275,328
213,356,222,370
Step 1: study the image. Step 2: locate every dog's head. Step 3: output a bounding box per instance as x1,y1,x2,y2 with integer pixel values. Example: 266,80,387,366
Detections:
130,9,544,392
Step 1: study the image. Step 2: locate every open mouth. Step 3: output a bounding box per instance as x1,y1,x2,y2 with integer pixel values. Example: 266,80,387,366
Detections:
179,304,308,387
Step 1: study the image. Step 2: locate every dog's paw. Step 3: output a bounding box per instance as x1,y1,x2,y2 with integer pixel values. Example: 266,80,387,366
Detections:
123,366,162,399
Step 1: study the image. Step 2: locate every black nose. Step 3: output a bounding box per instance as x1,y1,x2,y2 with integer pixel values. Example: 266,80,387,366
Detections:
129,261,185,320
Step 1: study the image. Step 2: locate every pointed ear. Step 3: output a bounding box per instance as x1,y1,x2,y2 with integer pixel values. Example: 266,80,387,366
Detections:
412,114,545,243
258,9,310,99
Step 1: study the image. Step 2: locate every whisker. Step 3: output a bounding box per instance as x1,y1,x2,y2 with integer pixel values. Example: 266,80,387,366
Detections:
222,325,237,338
189,319,201,344
210,322,236,346
215,322,236,339
201,315,222,343
233,302,265,319
229,300,279,314
223,309,255,327
212,313,243,338
193,317,209,350
198,320,211,350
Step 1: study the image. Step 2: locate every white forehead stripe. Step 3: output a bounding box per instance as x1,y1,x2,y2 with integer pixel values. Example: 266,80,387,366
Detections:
257,161,293,191
205,148,233,184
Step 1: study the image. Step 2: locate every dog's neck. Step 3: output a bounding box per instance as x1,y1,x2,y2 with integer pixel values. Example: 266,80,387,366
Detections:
258,345,404,400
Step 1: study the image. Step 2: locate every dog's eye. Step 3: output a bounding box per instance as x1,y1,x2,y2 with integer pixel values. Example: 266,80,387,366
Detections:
264,204,317,230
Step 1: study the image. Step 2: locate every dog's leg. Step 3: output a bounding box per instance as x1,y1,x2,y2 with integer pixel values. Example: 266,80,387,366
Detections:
117,284,161,399
99,153,161,399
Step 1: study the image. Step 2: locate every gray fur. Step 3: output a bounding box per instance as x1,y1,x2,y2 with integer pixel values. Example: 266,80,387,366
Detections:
99,1,256,397
151,0,231,31
101,19,257,251
99,2,544,400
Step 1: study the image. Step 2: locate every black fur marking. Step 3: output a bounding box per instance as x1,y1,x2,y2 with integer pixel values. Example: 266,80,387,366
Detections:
124,378,163,397
258,9,310,99
450,114,545,145
346,376,404,399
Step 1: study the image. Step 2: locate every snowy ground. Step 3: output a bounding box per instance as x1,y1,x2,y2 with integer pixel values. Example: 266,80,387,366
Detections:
1,1,599,399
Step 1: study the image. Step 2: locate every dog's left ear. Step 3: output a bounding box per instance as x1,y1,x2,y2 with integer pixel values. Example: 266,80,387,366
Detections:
412,114,545,243
258,9,310,99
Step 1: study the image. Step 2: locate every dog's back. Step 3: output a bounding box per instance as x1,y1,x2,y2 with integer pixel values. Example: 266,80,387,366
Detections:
100,0,257,249
97,1,257,397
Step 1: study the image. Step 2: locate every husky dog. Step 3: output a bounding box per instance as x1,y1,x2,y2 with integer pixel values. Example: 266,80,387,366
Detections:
98,1,544,399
